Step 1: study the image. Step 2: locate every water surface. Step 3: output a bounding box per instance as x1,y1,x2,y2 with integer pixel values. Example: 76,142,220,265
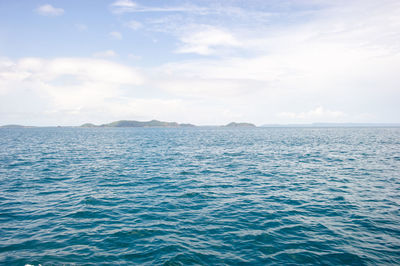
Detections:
0,127,399,265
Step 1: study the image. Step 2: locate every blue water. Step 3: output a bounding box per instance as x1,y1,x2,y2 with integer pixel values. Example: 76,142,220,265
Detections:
1,127,400,265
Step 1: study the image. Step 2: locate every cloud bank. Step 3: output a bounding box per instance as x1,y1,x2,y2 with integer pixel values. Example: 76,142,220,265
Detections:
1,0,399,125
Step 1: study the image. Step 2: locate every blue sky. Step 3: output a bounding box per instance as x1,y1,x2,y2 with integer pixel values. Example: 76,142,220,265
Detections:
1,0,399,126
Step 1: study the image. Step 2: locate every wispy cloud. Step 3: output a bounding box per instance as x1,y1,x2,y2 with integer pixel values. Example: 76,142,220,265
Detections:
35,4,64,16
109,31,122,40
110,0,137,14
110,0,208,14
111,0,137,9
176,25,241,55
4,0,400,125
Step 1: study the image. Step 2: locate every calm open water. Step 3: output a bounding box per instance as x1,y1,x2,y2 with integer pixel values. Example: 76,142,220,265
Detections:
0,127,400,265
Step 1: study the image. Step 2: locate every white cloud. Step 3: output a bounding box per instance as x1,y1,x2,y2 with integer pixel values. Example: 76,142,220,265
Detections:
110,0,137,13
0,57,148,125
35,4,64,16
17,57,142,85
152,77,253,99
93,50,118,58
126,20,142,30
176,25,240,55
4,1,400,125
111,0,137,8
109,31,123,40
0,56,253,126
110,1,207,14
140,0,400,123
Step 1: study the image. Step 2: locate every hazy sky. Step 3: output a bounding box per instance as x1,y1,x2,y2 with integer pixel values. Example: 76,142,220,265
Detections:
0,0,399,126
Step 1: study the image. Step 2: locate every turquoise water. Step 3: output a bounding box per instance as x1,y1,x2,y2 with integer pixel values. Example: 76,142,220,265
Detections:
1,127,400,265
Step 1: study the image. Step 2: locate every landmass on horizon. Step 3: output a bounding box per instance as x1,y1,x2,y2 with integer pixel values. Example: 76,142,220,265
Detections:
2,121,400,128
80,120,256,128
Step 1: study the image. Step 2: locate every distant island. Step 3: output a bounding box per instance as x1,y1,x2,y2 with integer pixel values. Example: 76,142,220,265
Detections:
4,121,399,128
224,122,256,127
79,120,259,128
80,120,196,128
0,120,258,128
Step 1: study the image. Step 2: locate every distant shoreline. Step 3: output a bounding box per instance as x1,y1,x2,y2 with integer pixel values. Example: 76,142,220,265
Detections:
1,121,400,128
79,120,256,128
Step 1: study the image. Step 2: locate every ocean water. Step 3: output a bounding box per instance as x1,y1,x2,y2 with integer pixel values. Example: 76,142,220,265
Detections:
0,127,400,265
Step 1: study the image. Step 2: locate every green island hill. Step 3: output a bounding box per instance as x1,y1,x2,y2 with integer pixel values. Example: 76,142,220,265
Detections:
80,120,196,128
224,122,256,127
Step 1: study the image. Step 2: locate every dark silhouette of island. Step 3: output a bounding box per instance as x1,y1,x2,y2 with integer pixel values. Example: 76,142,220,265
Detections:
81,120,196,128
80,123,97,128
80,120,259,128
5,121,398,128
224,122,256,127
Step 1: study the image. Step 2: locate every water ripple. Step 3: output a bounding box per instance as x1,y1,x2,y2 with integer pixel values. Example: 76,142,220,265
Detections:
0,127,399,265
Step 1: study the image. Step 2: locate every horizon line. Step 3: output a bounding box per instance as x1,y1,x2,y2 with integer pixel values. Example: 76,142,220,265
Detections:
2,121,400,128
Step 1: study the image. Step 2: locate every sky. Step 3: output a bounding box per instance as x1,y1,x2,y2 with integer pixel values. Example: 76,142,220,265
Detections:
0,0,399,126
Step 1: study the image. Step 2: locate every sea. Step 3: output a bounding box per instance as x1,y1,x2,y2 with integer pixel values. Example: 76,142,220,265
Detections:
0,127,399,265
